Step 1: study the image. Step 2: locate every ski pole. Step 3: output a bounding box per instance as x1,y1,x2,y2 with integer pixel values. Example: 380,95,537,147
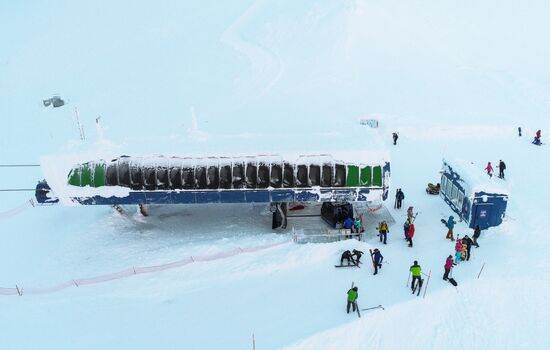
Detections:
406,271,411,287
477,262,485,279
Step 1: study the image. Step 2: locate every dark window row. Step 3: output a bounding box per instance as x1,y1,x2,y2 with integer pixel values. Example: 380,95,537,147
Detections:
103,160,348,190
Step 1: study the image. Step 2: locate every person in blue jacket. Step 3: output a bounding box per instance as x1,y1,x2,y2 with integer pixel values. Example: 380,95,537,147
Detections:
343,217,354,230
446,215,455,241
371,248,384,275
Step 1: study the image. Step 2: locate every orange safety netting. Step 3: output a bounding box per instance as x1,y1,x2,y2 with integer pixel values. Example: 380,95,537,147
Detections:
2,241,288,297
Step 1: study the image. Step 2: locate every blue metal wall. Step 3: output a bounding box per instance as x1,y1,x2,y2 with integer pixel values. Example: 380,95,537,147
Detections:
74,188,377,205
440,171,508,230
470,192,508,230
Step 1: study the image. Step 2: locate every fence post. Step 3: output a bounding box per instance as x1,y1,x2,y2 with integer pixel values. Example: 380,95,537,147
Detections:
423,270,431,298
252,333,256,350
477,262,485,279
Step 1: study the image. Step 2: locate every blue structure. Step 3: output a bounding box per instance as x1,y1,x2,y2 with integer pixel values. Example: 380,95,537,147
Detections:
440,159,509,230
35,154,391,229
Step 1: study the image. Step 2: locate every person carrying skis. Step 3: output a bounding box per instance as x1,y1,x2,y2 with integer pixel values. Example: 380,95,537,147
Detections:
498,160,506,179
472,225,481,248
378,220,389,244
446,215,455,241
462,235,473,261
392,132,399,145
371,248,383,275
395,189,405,209
454,238,463,264
485,162,494,178
352,249,364,264
347,286,358,314
409,261,422,292
443,255,454,280
340,250,356,266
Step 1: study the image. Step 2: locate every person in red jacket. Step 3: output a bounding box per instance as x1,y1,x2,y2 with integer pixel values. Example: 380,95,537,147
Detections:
485,162,493,178
406,223,415,247
443,255,454,280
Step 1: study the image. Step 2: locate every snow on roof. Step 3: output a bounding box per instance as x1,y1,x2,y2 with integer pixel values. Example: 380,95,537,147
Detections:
39,123,390,204
442,159,510,196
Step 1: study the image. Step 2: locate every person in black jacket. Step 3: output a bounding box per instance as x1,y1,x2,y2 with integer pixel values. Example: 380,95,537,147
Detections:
340,250,356,265
392,132,399,145
352,249,364,264
498,160,506,179
472,225,481,248
462,235,474,261
395,189,405,209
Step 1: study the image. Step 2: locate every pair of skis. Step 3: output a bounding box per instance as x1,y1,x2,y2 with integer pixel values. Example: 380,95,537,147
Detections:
350,282,385,318
412,278,424,296
361,305,384,311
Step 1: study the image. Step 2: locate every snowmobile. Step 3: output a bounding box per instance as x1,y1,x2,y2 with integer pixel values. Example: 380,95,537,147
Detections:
425,182,440,195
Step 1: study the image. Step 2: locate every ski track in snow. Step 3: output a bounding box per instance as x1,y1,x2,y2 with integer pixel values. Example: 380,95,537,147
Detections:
221,0,285,95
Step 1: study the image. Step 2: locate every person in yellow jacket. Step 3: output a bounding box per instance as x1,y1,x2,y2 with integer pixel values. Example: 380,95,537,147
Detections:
409,261,422,292
347,286,358,313
378,221,389,244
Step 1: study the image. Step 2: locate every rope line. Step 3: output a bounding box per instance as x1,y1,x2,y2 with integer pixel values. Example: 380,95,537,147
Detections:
0,198,34,220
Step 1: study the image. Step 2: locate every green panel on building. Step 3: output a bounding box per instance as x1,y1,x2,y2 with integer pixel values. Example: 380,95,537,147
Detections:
373,165,382,186
93,163,106,187
68,166,81,186
346,165,359,186
81,163,92,186
360,166,372,186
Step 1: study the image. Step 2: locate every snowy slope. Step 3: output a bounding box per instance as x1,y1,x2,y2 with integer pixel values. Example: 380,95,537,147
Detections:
1,1,550,349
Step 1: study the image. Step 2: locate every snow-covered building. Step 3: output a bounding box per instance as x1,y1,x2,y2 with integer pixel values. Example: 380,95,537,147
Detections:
440,159,509,230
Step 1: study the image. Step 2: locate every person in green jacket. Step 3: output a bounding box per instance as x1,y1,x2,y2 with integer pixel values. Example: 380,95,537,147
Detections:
409,261,422,291
347,286,358,313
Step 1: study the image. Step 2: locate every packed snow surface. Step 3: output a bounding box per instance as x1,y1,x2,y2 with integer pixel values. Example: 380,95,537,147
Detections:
1,1,550,349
